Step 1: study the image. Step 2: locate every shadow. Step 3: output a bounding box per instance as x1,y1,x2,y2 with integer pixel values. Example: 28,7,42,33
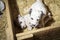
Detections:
42,0,53,16
8,0,23,40
36,0,55,29
45,18,55,27
23,37,34,40
36,17,55,29
42,0,55,27
13,19,23,33
0,11,3,15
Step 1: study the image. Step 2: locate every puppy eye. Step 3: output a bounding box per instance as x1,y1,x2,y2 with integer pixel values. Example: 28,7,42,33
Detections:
20,22,22,24
37,19,39,21
32,25,35,26
31,18,33,20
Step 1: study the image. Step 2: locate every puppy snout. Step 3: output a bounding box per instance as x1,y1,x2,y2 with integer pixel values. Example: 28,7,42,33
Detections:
32,24,35,26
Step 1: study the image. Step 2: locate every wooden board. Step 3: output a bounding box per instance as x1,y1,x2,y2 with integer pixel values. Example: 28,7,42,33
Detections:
16,26,60,40
4,0,14,40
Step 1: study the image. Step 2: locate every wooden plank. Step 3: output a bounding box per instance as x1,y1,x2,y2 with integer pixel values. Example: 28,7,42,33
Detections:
16,25,60,40
17,34,33,40
4,0,14,40
16,26,60,37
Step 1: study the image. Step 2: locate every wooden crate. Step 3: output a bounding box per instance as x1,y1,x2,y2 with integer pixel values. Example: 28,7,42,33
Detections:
16,0,60,40
4,0,60,40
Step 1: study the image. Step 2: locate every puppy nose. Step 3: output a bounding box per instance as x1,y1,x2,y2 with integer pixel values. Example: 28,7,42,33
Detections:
32,25,35,26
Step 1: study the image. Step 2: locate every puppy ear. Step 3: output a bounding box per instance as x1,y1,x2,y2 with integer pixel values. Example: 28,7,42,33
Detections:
29,9,32,15
38,11,43,16
38,11,44,19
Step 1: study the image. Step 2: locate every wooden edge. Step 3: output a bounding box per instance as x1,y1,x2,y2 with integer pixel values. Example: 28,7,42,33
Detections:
16,0,21,16
17,34,33,40
16,26,60,37
4,0,14,40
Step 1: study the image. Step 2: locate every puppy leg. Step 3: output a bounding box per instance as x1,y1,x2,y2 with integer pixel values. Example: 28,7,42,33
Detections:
26,21,32,30
27,25,32,30
25,19,32,30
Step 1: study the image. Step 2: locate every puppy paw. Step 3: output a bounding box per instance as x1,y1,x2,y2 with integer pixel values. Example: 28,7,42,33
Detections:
27,26,32,30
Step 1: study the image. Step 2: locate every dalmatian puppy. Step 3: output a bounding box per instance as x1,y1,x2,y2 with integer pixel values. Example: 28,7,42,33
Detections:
23,14,32,30
28,9,42,27
28,0,51,27
18,14,32,30
18,11,42,30
18,15,26,29
18,0,51,30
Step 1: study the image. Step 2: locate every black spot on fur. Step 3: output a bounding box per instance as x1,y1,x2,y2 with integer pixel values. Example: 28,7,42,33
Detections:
20,22,22,24
32,25,35,26
31,18,33,20
29,22,31,24
29,9,32,15
37,19,39,21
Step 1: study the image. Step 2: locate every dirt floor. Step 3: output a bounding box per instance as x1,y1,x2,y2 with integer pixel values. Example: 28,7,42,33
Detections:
0,0,60,40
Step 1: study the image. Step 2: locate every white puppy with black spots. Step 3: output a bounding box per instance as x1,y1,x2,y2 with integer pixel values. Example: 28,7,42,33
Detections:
18,14,32,30
18,15,26,29
18,0,51,30
30,0,51,26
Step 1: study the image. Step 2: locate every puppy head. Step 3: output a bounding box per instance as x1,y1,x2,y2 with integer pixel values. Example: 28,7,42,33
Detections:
18,15,26,29
30,10,42,27
30,16,40,27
